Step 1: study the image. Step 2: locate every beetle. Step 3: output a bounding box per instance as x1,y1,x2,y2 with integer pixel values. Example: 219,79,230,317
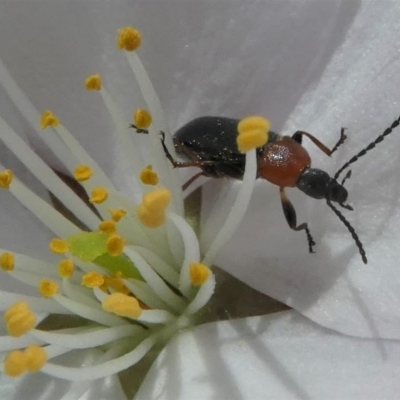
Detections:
133,115,400,264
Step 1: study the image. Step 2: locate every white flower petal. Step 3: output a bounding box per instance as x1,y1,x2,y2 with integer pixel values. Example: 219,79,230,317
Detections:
137,310,400,400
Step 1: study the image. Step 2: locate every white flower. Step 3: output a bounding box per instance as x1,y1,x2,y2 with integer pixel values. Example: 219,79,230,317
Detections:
0,2,400,400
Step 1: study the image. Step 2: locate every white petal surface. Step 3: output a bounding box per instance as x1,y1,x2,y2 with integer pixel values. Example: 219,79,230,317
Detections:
203,1,400,339
137,310,400,400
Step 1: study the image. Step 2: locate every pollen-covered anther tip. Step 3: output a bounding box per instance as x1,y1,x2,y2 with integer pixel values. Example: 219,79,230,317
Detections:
4,345,47,377
90,187,108,204
0,169,13,189
134,109,152,129
190,262,211,286
106,234,126,256
4,301,37,337
109,208,127,222
136,188,171,228
237,116,270,153
4,350,25,377
85,74,102,91
0,251,15,271
49,238,69,254
117,26,142,52
74,164,93,182
102,292,142,318
40,110,60,129
140,165,159,186
38,279,59,298
82,271,105,288
24,345,47,372
99,219,117,234
57,259,75,278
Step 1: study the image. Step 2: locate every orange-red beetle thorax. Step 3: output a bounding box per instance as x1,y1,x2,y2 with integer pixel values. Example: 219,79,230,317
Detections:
257,136,311,187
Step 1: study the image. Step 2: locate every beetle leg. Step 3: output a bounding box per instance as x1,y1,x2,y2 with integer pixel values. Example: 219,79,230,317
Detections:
160,131,219,169
279,187,316,253
129,124,149,134
292,128,347,156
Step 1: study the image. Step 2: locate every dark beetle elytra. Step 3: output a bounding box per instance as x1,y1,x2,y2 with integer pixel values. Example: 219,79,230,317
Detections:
134,115,400,264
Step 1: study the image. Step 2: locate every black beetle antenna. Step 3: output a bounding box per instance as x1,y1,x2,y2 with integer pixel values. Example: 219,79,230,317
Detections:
326,200,367,264
334,115,400,180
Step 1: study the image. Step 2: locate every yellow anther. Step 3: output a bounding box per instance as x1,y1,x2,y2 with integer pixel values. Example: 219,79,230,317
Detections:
109,208,127,222
85,74,102,91
74,165,93,182
57,259,75,278
0,169,13,189
136,188,171,228
90,187,108,204
0,251,15,271
4,301,36,337
237,116,270,153
133,109,152,129
102,292,142,318
189,262,211,286
38,279,59,298
140,165,159,186
106,234,125,256
104,273,130,295
4,350,25,377
40,110,60,129
98,219,117,234
82,271,105,288
24,345,47,372
49,238,69,254
117,27,142,52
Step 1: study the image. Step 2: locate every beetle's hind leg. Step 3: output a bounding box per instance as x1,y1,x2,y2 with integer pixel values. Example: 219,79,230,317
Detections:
279,187,316,253
292,127,347,156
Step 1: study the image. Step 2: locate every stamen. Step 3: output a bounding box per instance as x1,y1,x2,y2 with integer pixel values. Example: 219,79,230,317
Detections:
40,110,60,129
58,259,75,278
24,345,47,372
140,165,159,186
136,188,171,228
0,169,13,189
74,165,93,182
4,301,36,337
4,349,25,377
102,292,142,319
98,220,117,234
109,208,127,222
237,115,270,152
85,74,102,91
81,272,104,288
106,234,125,256
38,279,59,297
133,109,152,129
89,187,108,204
117,27,142,51
189,263,211,286
0,252,15,271
49,238,69,254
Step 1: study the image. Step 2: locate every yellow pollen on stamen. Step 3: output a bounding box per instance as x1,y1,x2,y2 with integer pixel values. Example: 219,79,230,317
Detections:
189,262,211,286
82,271,105,288
133,108,152,129
4,350,25,377
104,272,130,295
24,345,47,372
40,110,60,129
89,187,108,204
117,27,142,52
237,116,270,153
102,292,142,318
0,169,13,189
85,74,102,91
136,188,171,228
106,234,126,256
0,251,15,271
140,165,159,186
49,238,69,254
98,219,117,234
4,301,36,337
109,208,127,222
38,279,59,298
74,164,93,182
57,259,75,278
